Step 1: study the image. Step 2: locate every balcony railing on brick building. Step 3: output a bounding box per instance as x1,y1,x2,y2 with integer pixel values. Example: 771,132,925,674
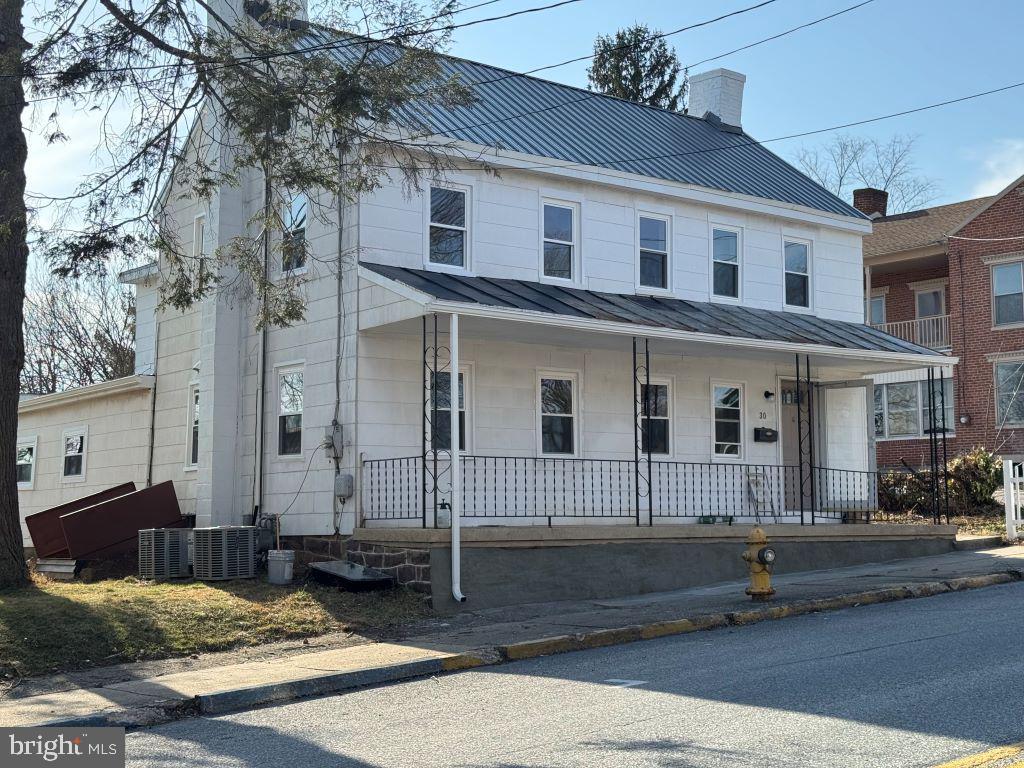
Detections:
872,315,950,350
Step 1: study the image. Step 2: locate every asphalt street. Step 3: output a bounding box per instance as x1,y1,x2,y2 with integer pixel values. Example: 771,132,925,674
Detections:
125,581,1024,767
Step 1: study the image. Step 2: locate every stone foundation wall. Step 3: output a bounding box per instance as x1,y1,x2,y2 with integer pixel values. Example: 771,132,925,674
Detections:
346,541,432,594
279,535,347,573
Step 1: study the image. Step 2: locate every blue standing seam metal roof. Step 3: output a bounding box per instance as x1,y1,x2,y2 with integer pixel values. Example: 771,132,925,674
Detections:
301,26,867,220
362,262,940,357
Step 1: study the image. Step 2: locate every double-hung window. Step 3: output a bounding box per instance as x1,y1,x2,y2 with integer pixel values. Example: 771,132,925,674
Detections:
639,215,670,291
282,190,308,273
62,428,87,480
784,239,810,309
539,374,577,455
874,379,954,438
712,383,743,458
542,201,576,281
16,437,36,489
429,186,468,268
193,215,206,261
430,370,467,452
186,384,200,468
641,382,670,455
712,227,740,299
992,262,1024,326
278,367,303,456
996,361,1024,427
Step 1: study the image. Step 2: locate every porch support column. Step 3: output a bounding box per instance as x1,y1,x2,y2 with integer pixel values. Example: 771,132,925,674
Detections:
864,265,873,323
450,313,465,603
632,337,653,526
795,354,816,525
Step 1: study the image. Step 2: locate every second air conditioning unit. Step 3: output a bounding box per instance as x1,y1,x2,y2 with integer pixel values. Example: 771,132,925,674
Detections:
138,527,191,579
193,525,258,581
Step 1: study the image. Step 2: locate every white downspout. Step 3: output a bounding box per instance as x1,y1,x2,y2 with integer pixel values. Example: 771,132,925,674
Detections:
450,312,466,603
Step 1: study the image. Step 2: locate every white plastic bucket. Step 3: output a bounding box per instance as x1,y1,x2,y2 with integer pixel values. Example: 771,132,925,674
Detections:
267,549,294,585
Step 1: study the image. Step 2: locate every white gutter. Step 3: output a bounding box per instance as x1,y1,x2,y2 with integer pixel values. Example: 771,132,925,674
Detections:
449,312,466,603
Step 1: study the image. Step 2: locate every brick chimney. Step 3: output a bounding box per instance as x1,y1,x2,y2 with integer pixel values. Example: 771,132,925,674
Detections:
853,188,889,219
687,69,746,128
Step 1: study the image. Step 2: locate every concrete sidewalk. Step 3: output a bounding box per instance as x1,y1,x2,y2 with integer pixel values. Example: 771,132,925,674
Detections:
2,544,1021,729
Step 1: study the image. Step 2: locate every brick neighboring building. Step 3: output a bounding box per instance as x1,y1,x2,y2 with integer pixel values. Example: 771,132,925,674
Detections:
860,175,1024,467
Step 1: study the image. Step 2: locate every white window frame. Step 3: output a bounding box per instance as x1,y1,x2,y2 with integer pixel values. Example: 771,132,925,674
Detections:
709,223,742,303
537,370,580,458
991,261,1024,329
539,199,580,285
640,377,673,457
782,236,813,311
16,435,37,491
710,380,745,461
428,364,473,454
994,360,1024,428
184,382,200,470
636,211,672,295
192,214,206,261
874,380,955,440
61,426,88,483
276,363,305,458
425,182,471,273
281,189,309,276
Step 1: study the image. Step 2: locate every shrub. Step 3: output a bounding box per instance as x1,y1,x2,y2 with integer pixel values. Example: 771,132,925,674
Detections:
946,448,1002,516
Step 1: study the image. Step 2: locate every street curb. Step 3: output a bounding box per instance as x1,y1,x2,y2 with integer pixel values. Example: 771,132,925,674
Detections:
29,568,1023,730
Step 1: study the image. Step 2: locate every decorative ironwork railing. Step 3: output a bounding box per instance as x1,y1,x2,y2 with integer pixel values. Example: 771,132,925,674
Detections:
872,315,951,350
361,456,946,526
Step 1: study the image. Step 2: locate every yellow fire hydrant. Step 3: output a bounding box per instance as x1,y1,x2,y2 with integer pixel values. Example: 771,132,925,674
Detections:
742,526,776,602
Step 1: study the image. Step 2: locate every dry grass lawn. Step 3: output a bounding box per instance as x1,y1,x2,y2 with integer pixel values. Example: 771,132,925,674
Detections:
0,575,429,678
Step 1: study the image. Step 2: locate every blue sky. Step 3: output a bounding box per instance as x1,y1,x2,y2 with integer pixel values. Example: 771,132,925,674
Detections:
448,0,1024,205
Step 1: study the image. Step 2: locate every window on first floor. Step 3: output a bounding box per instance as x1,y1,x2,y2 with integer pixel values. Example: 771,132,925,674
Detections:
62,428,86,479
712,383,743,458
996,361,1024,427
278,366,304,456
16,438,35,489
539,374,576,455
430,370,467,452
874,379,954,439
186,383,200,468
641,381,670,455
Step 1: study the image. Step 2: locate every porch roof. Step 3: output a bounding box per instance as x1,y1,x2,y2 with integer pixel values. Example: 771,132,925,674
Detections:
360,263,954,368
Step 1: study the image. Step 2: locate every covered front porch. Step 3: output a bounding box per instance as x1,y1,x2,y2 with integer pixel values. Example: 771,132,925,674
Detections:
355,264,954,531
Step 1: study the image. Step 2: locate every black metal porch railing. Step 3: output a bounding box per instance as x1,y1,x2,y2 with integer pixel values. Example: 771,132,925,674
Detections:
360,456,947,525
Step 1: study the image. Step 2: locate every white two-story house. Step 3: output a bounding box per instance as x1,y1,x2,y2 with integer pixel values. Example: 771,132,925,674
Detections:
16,24,953,604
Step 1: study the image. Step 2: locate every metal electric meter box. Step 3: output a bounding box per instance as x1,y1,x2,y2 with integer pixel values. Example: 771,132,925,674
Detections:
753,427,779,443
193,525,258,580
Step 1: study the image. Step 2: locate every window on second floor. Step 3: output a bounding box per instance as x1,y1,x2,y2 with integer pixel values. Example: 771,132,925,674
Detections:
62,428,87,480
429,186,467,268
992,262,1024,327
542,201,576,281
783,239,810,309
868,294,886,325
282,190,308,273
186,384,200,469
638,215,670,291
712,227,740,300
